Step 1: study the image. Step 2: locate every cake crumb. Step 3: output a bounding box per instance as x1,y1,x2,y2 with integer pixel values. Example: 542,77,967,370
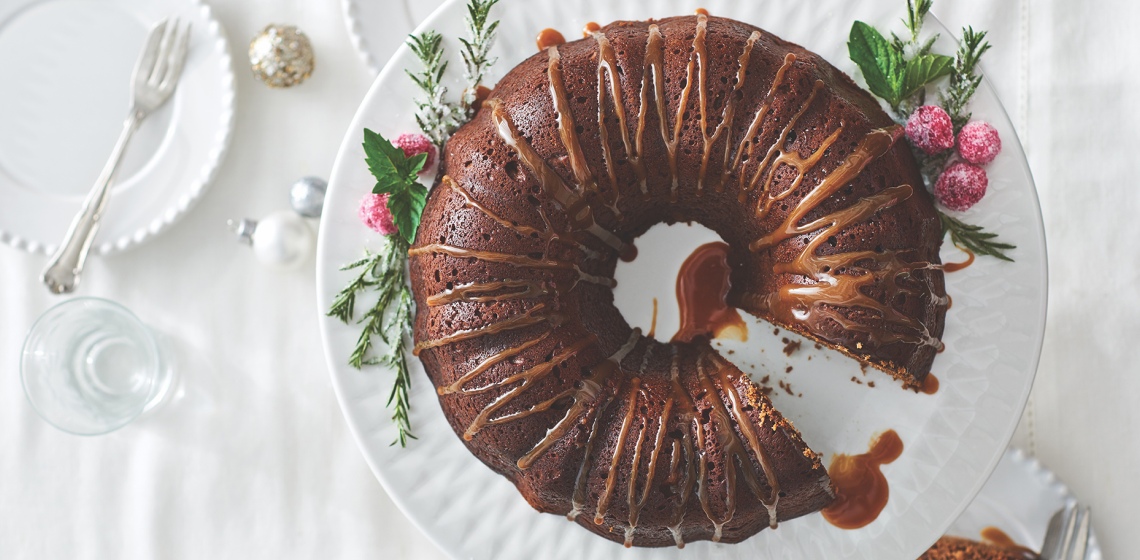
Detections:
867,381,875,388
850,376,863,385
778,380,795,396
773,328,780,335
814,343,822,350
726,349,734,355
785,366,793,373
782,339,801,356
760,375,770,384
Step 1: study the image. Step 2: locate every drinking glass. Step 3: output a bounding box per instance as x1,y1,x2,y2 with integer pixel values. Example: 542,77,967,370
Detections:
21,297,170,435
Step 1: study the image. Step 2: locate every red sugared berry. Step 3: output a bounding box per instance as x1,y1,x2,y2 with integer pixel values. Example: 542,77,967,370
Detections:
935,162,988,212
394,133,437,170
359,193,398,236
905,105,956,155
956,121,1002,165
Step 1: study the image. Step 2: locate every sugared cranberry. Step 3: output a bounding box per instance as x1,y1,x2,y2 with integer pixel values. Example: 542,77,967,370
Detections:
393,133,437,170
956,121,1002,165
935,162,988,212
359,193,398,235
905,105,956,155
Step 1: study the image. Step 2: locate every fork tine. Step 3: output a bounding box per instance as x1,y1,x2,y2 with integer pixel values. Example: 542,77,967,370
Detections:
147,18,180,85
1070,507,1091,560
1058,506,1078,560
132,20,167,87
158,22,192,91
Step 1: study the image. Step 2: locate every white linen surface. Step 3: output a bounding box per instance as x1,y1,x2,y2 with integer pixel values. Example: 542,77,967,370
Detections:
0,0,1134,558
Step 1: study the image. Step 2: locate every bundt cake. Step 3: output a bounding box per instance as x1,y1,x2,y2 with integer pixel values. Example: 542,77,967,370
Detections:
408,14,947,547
921,536,1039,559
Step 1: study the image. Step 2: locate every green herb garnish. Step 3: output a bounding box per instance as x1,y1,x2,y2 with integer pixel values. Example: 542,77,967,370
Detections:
459,0,500,117
941,26,992,132
848,19,953,116
407,31,462,145
940,211,1016,262
363,128,428,245
327,246,417,446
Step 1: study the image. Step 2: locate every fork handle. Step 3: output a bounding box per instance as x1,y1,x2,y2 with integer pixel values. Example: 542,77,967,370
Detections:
41,109,143,294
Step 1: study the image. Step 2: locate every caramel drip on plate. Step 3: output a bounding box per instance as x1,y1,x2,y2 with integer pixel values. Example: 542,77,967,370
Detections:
698,30,760,193
942,246,975,272
672,241,747,343
980,527,1040,558
488,98,634,261
822,429,903,529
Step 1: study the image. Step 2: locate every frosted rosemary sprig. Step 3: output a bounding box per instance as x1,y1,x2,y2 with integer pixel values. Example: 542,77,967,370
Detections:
459,0,500,118
940,27,992,132
328,243,417,446
939,212,1015,262
407,31,462,145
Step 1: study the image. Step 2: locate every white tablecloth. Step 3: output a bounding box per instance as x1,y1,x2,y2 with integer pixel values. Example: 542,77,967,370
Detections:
1,0,1134,558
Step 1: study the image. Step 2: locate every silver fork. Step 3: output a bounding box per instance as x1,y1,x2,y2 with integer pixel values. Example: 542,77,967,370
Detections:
41,18,191,294
1041,504,1092,560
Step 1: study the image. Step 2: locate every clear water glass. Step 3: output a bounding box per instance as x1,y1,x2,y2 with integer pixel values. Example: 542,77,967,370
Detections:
21,297,170,435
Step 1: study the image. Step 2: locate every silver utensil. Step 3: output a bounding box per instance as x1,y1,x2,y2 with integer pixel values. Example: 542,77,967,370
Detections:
1041,504,1091,560
41,18,191,294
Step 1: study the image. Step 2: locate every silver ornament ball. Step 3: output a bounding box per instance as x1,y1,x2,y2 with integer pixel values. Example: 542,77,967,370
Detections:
290,176,327,218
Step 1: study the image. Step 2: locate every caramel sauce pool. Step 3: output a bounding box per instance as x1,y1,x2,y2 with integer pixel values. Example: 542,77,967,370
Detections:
981,527,1040,558
943,247,976,273
920,372,940,395
672,242,747,343
536,28,566,51
822,430,903,529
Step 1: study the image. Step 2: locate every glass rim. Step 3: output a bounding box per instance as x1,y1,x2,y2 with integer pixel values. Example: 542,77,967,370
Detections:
20,296,162,436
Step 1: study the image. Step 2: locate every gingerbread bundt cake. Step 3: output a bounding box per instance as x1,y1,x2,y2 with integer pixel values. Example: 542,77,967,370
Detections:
408,14,947,547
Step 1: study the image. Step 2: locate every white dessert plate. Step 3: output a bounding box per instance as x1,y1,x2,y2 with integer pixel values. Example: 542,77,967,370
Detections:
0,0,234,255
317,0,1048,558
342,0,434,75
946,448,1102,559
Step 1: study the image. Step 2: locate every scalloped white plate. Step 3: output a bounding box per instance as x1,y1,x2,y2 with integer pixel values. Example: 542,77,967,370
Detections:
946,448,1102,559
317,1,1048,558
0,0,234,255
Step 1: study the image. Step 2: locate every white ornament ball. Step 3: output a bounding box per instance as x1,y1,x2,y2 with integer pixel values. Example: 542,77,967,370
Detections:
251,211,313,269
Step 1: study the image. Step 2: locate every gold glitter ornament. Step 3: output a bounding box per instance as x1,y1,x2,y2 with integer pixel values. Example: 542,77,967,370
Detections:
248,24,314,88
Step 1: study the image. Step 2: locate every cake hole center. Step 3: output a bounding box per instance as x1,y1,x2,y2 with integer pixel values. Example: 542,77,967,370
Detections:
614,222,743,342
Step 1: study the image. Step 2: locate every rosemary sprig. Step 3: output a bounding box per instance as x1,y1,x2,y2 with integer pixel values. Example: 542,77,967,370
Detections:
459,0,500,118
939,211,1015,261
940,26,992,132
328,241,418,446
407,31,462,145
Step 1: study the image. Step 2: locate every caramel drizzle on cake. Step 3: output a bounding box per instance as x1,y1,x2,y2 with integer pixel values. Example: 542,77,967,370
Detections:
411,16,944,546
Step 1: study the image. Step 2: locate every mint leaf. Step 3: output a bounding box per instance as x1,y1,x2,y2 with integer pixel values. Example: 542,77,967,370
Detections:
848,21,905,107
362,128,431,243
901,53,954,99
386,182,429,245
